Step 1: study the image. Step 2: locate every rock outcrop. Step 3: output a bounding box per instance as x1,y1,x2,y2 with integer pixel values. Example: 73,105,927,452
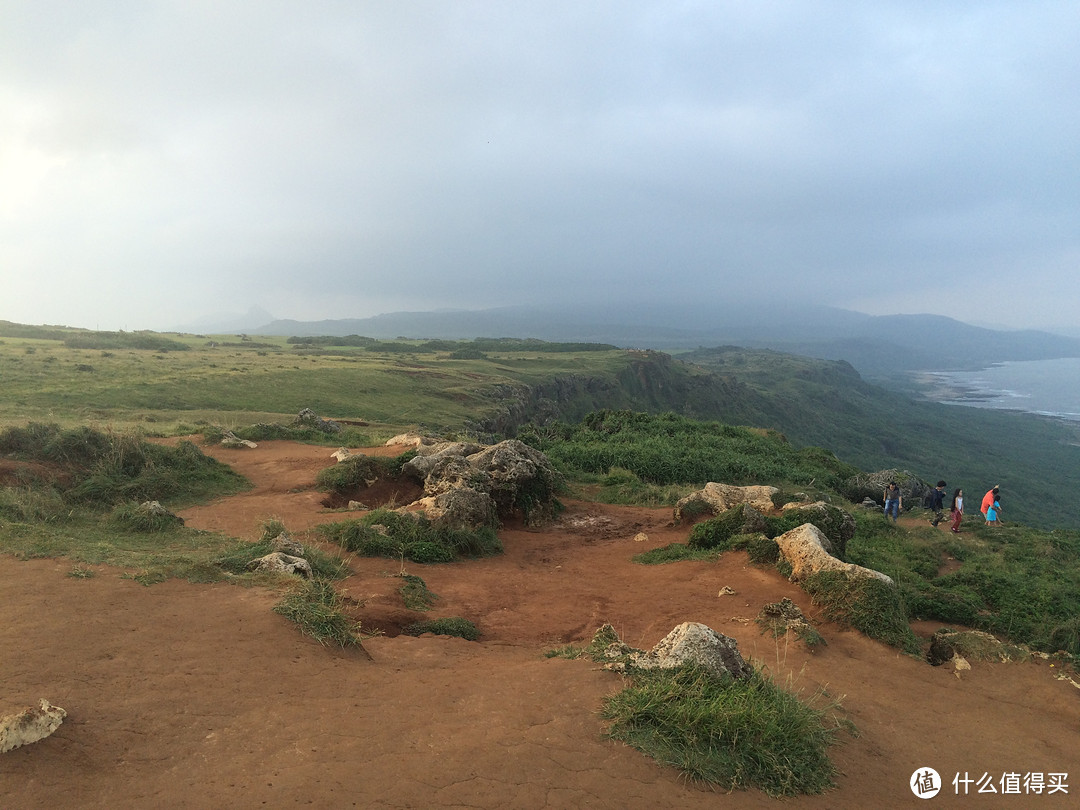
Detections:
630,622,753,681
674,482,778,523
400,438,563,528
775,524,893,585
589,622,753,681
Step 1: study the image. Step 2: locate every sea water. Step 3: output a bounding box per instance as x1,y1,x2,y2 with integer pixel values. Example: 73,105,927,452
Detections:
928,357,1080,422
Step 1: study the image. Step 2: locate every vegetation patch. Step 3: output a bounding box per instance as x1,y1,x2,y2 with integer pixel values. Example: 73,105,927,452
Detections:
399,573,438,611
318,508,502,563
600,665,839,796
402,617,479,640
0,423,248,508
521,410,859,491
801,570,921,654
273,578,365,648
632,543,723,564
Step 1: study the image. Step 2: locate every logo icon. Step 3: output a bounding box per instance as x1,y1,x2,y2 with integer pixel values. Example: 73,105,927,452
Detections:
911,767,942,798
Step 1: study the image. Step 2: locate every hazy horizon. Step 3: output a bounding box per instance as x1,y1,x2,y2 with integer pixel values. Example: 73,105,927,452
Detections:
3,3,1078,333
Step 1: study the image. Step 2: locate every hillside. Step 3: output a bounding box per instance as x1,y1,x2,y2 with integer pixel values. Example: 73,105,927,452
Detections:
2,321,1079,526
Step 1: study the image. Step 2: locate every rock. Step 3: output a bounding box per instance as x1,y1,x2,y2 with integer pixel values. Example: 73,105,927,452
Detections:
927,631,955,666
136,501,184,526
347,500,368,511
247,552,312,578
384,433,437,449
634,532,648,543
775,524,894,585
293,408,341,434
630,622,753,681
331,447,351,462
0,699,67,753
414,487,497,530
674,482,779,523
220,431,258,449
269,532,304,558
779,501,856,559
842,469,932,509
718,586,736,596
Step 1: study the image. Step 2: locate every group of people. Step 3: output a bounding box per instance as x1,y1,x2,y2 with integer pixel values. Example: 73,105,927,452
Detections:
882,481,1003,532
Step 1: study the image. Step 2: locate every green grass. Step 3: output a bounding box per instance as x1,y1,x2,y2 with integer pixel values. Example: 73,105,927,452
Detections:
272,578,365,648
599,665,840,796
399,573,438,611
520,410,859,492
402,616,479,640
317,508,502,563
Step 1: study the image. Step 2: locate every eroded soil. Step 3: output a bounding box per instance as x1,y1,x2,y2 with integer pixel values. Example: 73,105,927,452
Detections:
2,440,1078,808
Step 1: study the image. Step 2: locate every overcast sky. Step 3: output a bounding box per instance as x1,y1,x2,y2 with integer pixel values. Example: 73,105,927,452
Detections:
2,1,1078,333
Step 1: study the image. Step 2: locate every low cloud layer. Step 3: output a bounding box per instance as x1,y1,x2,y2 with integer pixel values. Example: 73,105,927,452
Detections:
2,2,1077,331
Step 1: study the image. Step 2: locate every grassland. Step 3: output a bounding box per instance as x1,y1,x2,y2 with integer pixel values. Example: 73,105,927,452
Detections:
0,325,634,439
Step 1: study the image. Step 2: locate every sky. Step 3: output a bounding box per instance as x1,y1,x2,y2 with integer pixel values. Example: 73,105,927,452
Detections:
2,1,1078,333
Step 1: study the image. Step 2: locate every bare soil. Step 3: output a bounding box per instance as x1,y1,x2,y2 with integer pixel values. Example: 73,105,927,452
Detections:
2,440,1078,808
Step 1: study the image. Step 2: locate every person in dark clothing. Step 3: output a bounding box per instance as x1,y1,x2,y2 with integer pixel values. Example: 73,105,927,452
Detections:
929,480,947,527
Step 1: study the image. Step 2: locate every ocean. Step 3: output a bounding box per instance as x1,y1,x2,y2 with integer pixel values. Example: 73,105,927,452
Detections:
924,357,1080,422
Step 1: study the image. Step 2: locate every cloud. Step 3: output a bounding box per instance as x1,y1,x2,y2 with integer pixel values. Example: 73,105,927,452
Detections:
1,1,1078,331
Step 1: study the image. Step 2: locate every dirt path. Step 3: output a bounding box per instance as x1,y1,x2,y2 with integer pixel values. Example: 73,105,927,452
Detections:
2,441,1078,808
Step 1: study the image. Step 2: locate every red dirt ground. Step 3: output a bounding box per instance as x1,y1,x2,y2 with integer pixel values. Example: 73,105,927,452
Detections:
2,440,1078,808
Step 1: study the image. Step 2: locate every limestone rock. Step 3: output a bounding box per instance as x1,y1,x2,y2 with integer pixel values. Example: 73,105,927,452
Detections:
220,430,258,449
674,482,779,523
775,524,893,585
269,532,305,558
630,622,753,681
0,699,67,753
293,408,341,434
384,433,437,449
331,447,351,462
247,552,312,578
414,487,497,530
779,501,856,559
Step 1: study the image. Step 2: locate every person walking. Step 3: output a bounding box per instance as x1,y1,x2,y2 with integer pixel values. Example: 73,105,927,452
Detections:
883,481,902,523
950,488,963,533
981,486,1000,523
929,480,947,527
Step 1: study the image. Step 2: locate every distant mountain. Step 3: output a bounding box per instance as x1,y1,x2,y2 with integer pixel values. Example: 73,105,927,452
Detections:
249,304,1080,374
171,306,277,335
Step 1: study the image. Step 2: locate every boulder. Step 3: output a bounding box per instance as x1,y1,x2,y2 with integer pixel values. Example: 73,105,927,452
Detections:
220,431,258,449
842,469,931,508
331,447,351,462
674,482,779,523
247,552,312,578
293,408,341,434
269,532,305,558
384,433,437,449
779,501,856,559
775,524,893,585
630,622,753,681
0,699,66,753
414,487,497,530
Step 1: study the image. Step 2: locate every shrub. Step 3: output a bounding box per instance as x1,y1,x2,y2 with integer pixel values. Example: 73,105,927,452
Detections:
402,617,479,640
688,507,751,550
273,578,364,648
600,665,839,796
801,570,920,654
318,508,502,563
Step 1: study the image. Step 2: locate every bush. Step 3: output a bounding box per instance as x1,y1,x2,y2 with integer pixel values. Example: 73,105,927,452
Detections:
802,570,920,654
600,665,839,796
402,617,479,640
318,508,502,563
273,578,364,648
